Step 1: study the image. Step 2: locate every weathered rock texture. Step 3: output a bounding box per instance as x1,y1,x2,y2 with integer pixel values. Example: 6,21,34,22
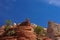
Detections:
47,21,60,40
15,19,36,40
0,19,37,40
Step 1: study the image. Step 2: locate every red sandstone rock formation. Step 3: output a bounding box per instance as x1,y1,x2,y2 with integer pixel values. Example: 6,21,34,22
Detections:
0,19,53,40
0,19,52,40
0,19,36,40
15,19,37,40
15,26,36,40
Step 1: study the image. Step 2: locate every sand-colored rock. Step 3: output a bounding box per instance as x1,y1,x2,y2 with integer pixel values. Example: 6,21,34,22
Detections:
47,21,60,40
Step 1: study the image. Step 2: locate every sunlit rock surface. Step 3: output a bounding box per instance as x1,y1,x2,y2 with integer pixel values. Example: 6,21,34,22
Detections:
47,21,60,40
0,19,37,40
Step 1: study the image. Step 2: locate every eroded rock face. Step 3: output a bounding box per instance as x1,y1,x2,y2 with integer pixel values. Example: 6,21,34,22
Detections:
0,19,36,40
15,19,37,40
15,26,37,40
47,21,60,40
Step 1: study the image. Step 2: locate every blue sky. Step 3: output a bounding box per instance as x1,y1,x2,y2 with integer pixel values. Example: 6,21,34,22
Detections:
0,0,60,28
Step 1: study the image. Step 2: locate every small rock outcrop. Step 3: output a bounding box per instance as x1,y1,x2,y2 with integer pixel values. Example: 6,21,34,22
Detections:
20,18,31,26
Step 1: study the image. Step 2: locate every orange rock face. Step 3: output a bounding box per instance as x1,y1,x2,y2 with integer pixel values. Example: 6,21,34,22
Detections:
15,26,36,40
0,19,37,40
15,19,37,40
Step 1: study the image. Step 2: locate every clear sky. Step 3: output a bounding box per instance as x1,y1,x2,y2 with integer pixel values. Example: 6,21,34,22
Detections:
0,0,60,28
